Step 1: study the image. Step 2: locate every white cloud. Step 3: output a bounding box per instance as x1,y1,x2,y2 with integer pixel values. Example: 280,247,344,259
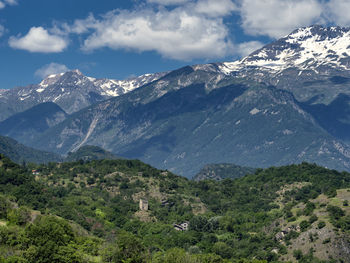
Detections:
236,40,264,57
9,27,68,53
147,0,189,5
75,8,234,60
0,2,5,9
326,0,350,26
34,63,69,79
194,0,237,17
238,0,323,38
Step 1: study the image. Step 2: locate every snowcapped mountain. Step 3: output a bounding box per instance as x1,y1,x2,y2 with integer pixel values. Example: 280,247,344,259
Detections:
222,26,350,72
218,25,350,104
0,69,166,121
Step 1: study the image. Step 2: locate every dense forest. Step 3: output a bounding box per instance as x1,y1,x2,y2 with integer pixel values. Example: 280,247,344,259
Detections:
0,154,349,262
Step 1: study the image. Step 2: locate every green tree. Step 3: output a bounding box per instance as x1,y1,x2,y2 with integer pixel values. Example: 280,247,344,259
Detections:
24,215,82,263
102,231,147,263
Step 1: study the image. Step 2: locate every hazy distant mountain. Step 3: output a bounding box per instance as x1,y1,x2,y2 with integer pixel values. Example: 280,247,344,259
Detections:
0,135,62,164
0,102,67,143
0,69,167,121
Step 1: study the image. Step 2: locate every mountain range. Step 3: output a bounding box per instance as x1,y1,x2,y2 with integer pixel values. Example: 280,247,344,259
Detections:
0,69,166,122
1,25,350,178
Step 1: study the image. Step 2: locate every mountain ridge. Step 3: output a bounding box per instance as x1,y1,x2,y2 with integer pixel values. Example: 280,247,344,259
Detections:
2,25,350,177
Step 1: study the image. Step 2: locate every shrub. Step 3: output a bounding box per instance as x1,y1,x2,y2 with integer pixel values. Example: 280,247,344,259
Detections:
327,205,345,220
308,214,318,224
317,221,326,229
300,220,310,232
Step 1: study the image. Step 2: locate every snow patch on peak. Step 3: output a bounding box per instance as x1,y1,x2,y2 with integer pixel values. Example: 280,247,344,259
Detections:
93,72,166,97
250,108,261,115
38,72,64,91
87,77,96,82
72,69,83,75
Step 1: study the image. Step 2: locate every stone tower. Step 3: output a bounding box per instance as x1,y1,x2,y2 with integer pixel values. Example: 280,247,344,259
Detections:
139,199,149,211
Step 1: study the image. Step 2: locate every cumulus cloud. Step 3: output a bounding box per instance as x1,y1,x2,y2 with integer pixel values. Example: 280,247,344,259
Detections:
71,7,234,60
237,0,323,38
34,63,69,79
9,27,68,53
236,40,264,57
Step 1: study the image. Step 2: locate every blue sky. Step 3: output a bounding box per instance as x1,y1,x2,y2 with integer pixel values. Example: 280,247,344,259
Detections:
0,0,348,89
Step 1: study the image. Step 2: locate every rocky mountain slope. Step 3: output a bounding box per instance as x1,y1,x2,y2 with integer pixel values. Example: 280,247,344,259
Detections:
28,70,350,177
0,69,166,121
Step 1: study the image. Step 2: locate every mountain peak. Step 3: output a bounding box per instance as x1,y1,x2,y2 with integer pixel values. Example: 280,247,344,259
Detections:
288,25,350,40
220,25,350,74
71,69,83,75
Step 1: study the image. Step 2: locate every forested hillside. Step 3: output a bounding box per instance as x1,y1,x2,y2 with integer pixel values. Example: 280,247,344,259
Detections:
65,145,119,162
0,154,349,262
193,163,257,181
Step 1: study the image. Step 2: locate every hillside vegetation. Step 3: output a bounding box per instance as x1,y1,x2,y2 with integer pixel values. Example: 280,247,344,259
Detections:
0,154,349,262
65,145,119,162
193,163,257,181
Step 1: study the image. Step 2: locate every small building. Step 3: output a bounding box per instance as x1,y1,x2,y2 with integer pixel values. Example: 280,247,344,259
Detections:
173,222,189,231
139,199,149,211
180,222,189,231
32,170,40,175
